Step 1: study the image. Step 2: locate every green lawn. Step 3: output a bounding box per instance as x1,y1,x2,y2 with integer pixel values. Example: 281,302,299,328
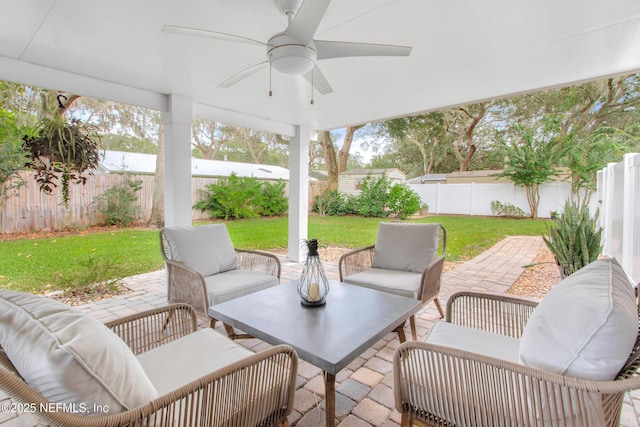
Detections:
0,215,549,293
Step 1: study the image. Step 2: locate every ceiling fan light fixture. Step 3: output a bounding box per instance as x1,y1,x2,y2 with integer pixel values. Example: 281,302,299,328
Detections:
269,44,316,75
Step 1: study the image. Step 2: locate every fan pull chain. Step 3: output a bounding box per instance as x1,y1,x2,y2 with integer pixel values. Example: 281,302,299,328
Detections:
269,56,273,97
310,67,314,105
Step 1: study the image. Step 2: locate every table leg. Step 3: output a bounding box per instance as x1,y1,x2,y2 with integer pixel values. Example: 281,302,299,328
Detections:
324,372,336,427
394,320,407,343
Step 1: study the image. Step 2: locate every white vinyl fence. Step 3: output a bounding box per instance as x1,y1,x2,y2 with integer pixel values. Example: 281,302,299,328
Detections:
598,153,640,284
408,182,573,219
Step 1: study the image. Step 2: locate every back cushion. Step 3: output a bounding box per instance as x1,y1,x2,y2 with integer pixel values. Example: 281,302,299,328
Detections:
519,258,638,381
0,290,159,413
372,222,440,273
163,224,237,276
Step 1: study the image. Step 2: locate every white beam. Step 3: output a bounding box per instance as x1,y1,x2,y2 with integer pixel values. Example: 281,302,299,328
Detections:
193,102,297,137
163,94,193,227
288,125,310,262
0,57,167,112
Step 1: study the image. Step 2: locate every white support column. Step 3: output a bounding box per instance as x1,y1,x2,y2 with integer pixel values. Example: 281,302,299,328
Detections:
163,94,193,227
288,125,310,262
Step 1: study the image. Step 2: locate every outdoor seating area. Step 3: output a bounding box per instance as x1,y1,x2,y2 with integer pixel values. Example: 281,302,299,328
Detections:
2,235,640,427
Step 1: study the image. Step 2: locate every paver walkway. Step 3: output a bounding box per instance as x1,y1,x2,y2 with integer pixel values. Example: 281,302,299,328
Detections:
2,236,639,426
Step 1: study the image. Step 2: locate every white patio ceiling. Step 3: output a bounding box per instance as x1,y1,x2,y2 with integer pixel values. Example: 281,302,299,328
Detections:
2,0,640,135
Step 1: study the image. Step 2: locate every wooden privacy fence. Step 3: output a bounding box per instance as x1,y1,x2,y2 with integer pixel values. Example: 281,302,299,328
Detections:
1,172,214,235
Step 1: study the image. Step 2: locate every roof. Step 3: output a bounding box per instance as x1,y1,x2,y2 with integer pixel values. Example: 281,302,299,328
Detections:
99,151,290,180
407,174,448,184
339,168,405,177
2,1,638,133
447,170,503,179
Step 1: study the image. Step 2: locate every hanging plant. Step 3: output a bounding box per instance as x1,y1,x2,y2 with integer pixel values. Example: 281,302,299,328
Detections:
22,116,102,208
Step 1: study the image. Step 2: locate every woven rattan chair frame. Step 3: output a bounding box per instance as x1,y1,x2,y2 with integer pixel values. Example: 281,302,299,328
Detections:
394,291,640,427
339,224,447,341
0,304,297,427
160,228,282,339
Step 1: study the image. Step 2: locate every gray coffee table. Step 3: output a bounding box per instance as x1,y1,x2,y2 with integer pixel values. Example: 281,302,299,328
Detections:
208,279,421,427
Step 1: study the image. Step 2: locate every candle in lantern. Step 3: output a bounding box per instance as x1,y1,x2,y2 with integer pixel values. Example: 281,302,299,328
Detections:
308,282,320,302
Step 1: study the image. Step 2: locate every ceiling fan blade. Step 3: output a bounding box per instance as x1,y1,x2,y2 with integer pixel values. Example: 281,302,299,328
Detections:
315,40,412,60
286,0,331,45
219,60,269,88
162,25,267,47
303,65,333,95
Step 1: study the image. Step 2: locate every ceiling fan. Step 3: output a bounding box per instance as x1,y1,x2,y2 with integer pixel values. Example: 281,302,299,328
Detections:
162,0,412,99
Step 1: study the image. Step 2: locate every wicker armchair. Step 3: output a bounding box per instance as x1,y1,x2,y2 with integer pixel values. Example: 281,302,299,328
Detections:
0,303,298,427
339,222,446,341
394,289,640,427
160,224,281,339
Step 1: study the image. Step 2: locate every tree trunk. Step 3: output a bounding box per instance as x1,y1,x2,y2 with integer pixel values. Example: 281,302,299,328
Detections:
525,183,539,219
320,131,338,188
148,122,165,228
338,125,364,173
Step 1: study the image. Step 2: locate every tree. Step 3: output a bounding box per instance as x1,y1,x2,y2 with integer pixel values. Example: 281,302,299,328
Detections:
192,118,223,159
496,127,560,219
317,125,367,187
382,113,449,175
319,131,339,187
505,74,640,203
148,122,165,227
0,110,25,186
446,102,490,172
338,125,365,173
0,110,27,230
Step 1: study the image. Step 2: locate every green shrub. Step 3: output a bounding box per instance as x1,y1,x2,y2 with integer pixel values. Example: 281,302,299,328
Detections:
313,189,355,216
313,176,422,219
94,177,142,226
194,173,262,220
355,175,391,217
491,200,528,218
388,183,422,218
257,180,288,216
55,254,130,293
543,200,602,277
194,173,288,220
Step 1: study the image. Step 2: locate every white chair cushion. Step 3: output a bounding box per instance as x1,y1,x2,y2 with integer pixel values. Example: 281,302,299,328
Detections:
343,268,422,299
137,328,253,395
519,258,638,381
0,290,159,413
372,222,439,273
204,269,279,306
163,224,237,276
425,321,521,363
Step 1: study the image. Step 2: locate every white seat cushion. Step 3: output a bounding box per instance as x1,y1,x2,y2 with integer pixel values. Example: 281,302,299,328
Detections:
371,222,440,273
137,328,253,395
343,268,422,299
204,269,279,306
163,224,237,276
425,321,521,363
519,258,638,381
0,290,159,414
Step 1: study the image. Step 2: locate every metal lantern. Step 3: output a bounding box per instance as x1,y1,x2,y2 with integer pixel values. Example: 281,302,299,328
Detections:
298,239,329,307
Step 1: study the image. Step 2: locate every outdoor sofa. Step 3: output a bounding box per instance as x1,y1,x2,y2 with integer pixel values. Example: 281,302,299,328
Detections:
0,291,297,427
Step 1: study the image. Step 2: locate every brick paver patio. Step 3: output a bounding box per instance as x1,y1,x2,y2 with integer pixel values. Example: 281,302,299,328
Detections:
2,236,639,426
